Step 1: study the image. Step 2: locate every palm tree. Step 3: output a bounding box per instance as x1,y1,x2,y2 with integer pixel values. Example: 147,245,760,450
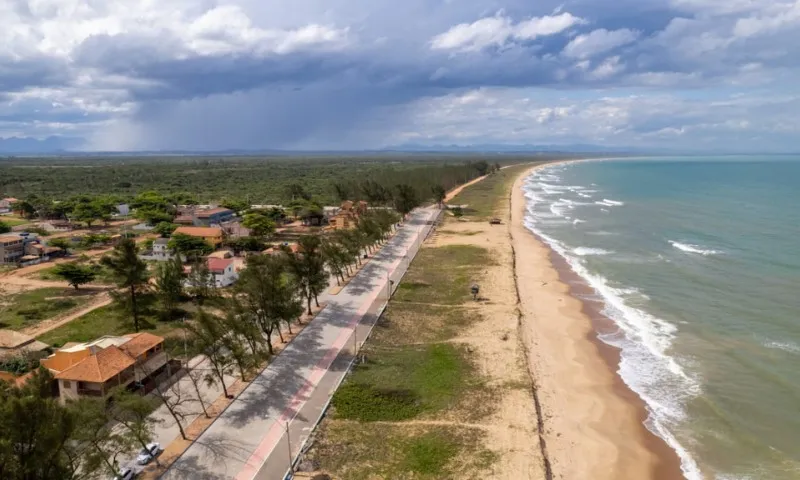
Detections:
101,239,150,332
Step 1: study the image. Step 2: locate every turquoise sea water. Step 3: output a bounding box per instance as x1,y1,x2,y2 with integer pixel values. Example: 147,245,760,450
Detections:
522,157,800,480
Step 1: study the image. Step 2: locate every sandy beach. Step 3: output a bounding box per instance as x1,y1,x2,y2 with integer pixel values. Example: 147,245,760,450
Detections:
510,163,685,480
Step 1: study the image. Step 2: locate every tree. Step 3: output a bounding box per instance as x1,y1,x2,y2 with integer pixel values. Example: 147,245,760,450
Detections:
107,388,159,465
168,233,212,260
74,397,137,479
154,256,184,319
52,263,96,289
101,239,150,332
186,260,215,305
431,184,447,207
220,199,250,213
0,368,102,480
394,184,419,216
242,212,276,238
225,236,265,254
285,235,328,317
153,221,178,237
47,237,71,253
185,310,234,398
0,221,10,234
235,254,302,355
451,206,464,218
71,201,106,227
11,200,36,219
321,239,348,285
140,362,193,441
472,160,490,176
286,183,310,201
332,182,351,202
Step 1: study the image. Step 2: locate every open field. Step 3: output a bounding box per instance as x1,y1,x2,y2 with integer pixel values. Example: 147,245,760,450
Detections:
0,287,92,330
0,215,30,227
448,164,541,219
304,163,545,479
36,300,191,351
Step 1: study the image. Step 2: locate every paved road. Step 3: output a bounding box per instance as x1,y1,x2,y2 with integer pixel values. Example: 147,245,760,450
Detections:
162,207,440,480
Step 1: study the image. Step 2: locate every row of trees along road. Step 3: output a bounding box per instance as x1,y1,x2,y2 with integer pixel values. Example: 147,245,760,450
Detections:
0,206,402,479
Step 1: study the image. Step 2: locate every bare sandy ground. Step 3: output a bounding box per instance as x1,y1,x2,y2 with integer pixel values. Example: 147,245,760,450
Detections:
509,165,683,480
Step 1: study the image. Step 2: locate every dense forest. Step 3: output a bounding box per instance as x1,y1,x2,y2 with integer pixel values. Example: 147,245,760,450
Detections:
0,154,566,205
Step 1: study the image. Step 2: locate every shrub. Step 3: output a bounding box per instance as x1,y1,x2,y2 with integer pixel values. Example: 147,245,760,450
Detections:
332,383,422,422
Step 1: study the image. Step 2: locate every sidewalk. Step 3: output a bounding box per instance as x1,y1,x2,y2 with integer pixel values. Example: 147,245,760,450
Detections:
161,207,439,480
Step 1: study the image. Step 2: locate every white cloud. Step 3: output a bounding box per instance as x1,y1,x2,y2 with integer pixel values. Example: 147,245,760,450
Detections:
430,12,585,51
563,28,640,59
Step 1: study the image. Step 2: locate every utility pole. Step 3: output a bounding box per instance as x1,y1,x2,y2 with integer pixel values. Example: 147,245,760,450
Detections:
284,421,293,474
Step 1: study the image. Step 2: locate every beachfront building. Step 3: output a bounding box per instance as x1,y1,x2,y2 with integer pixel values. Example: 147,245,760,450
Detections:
173,226,224,248
41,333,167,403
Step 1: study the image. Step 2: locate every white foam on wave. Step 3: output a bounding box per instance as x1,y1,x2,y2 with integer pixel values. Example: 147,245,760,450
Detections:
518,192,704,480
669,241,723,256
764,341,800,354
573,247,613,256
572,218,585,225
595,198,625,207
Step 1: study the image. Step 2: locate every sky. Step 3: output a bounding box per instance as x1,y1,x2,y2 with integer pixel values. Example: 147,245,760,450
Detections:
1,0,799,152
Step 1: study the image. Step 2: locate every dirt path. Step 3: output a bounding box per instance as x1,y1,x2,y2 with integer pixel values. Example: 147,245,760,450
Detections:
21,291,113,338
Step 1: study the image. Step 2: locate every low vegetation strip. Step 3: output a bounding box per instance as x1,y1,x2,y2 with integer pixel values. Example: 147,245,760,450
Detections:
0,287,91,330
448,163,543,219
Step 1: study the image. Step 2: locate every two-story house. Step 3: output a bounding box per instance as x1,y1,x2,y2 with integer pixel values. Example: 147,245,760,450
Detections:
0,235,24,264
329,201,368,230
139,238,175,261
41,332,167,403
207,257,238,287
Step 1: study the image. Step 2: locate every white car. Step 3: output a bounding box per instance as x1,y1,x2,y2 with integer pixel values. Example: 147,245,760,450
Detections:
135,442,162,465
113,467,135,479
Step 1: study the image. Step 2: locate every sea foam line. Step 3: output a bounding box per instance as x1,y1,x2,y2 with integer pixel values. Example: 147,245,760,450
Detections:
521,167,703,480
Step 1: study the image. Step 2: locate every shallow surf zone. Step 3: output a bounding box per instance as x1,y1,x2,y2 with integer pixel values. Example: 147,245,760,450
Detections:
522,166,703,480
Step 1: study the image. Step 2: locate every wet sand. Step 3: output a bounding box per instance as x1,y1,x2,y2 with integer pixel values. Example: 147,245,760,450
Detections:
510,164,685,480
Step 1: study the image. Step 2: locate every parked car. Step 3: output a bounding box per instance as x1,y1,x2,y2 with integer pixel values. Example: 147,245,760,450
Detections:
135,443,162,465
113,467,135,480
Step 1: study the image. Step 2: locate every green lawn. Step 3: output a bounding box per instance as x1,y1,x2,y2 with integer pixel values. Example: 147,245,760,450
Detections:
36,302,188,348
448,163,544,219
0,215,31,227
393,245,491,305
0,287,90,330
35,259,117,284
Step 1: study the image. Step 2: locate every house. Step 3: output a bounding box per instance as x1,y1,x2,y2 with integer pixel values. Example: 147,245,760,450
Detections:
207,257,238,287
0,235,24,264
220,220,250,238
139,238,175,261
208,249,234,259
24,242,62,261
0,198,18,210
329,201,368,230
116,204,130,216
174,214,195,225
263,242,301,256
193,207,235,226
0,329,50,359
38,220,75,233
41,333,167,402
173,226,224,248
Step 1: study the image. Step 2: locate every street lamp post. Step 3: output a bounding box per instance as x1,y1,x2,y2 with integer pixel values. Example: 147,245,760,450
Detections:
284,421,293,474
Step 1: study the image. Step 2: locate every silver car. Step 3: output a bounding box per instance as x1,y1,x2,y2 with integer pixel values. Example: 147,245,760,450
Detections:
135,442,162,465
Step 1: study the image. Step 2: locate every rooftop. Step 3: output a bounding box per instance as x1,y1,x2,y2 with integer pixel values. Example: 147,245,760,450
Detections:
119,332,163,358
154,238,170,245
174,226,223,237
195,207,233,218
0,235,22,243
207,257,233,273
55,346,135,383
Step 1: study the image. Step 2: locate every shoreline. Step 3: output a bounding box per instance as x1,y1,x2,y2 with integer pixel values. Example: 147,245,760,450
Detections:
510,162,685,479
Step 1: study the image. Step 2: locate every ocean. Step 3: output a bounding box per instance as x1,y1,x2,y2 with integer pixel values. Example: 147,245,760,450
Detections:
521,157,800,480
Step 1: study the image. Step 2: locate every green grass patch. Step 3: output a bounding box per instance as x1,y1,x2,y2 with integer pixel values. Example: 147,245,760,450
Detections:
308,422,496,480
448,163,544,219
400,431,458,476
36,301,186,348
435,229,482,236
35,259,116,284
0,287,90,330
373,303,480,345
332,343,468,421
393,245,491,305
0,215,31,227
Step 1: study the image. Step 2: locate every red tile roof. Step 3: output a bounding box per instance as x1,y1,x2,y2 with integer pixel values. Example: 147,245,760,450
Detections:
120,332,163,358
207,257,233,273
173,226,222,238
195,207,233,218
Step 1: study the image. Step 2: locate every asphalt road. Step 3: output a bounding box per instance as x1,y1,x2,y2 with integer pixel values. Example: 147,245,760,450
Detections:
162,207,440,480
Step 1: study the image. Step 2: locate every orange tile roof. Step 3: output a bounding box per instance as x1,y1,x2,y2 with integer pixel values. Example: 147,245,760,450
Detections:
173,226,222,238
55,346,135,383
41,349,92,373
120,332,163,359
